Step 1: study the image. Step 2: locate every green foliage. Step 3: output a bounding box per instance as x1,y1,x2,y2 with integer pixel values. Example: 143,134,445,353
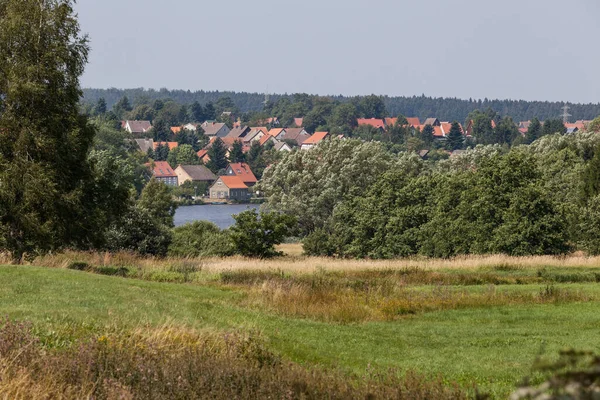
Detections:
259,139,395,235
588,116,600,132
169,221,235,257
228,139,246,163
542,119,567,136
525,118,542,144
206,137,228,173
445,122,464,150
0,0,132,259
167,144,199,168
138,179,178,228
229,210,298,258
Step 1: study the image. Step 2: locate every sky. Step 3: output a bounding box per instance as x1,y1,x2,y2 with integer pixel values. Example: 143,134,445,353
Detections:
74,0,600,104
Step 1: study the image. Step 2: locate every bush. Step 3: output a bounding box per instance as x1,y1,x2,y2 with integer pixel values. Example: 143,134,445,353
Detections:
229,210,298,258
168,221,235,257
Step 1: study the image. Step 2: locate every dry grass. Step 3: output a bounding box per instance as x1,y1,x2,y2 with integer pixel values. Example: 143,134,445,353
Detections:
0,319,469,400
19,249,600,275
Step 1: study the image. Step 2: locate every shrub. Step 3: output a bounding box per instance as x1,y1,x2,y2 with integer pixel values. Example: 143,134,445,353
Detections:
168,221,234,257
229,210,298,258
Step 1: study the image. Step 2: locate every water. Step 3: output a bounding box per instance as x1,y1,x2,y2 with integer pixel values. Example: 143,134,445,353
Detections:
174,204,261,229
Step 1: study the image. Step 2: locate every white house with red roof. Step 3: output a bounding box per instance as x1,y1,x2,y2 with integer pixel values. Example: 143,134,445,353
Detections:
301,131,329,150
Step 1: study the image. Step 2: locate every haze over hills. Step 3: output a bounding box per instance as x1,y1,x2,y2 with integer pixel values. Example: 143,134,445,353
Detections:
82,88,600,124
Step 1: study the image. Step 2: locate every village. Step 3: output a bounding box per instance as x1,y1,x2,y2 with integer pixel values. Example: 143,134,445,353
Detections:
120,115,595,202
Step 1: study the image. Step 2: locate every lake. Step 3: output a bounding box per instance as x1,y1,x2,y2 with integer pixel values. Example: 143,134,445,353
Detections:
174,204,261,229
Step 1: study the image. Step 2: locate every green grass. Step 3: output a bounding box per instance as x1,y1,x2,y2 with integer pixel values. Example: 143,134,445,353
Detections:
2,265,600,398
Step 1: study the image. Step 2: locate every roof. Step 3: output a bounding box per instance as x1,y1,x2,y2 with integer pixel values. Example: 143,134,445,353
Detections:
423,118,440,126
150,161,177,178
202,122,228,136
197,149,208,158
259,134,276,146
177,165,217,181
218,176,248,189
268,128,285,137
294,118,304,127
303,131,329,145
153,141,179,150
124,120,152,133
226,126,250,138
171,126,182,134
135,138,154,153
227,162,257,184
274,142,291,151
357,118,385,129
282,128,311,145
406,117,421,126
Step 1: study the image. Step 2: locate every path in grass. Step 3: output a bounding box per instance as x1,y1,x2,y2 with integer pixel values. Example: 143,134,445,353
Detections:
1,265,600,397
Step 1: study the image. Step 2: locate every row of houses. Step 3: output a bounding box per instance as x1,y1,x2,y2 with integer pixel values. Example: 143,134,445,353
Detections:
149,161,258,200
357,117,467,138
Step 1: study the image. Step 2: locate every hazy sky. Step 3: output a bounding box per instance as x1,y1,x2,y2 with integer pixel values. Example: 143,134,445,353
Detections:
75,0,600,103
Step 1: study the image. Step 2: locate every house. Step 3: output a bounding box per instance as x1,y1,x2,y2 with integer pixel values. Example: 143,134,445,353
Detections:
135,138,154,153
428,122,464,138
226,126,251,139
170,126,182,134
259,134,278,147
226,162,257,186
268,128,286,139
209,176,250,200
122,120,152,135
183,123,198,131
174,165,217,186
274,142,292,152
423,118,441,127
280,128,311,146
242,128,268,144
301,131,329,150
357,118,385,130
153,141,179,151
197,149,210,163
294,118,304,127
201,121,230,137
149,161,178,186
384,117,420,128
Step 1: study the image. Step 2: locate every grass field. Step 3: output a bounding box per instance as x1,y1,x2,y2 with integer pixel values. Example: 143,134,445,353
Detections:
2,249,600,398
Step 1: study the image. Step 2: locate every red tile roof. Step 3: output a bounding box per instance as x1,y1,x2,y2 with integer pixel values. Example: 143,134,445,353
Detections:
303,131,329,145
150,161,177,178
153,141,179,150
294,118,304,127
219,176,248,189
406,117,421,126
170,126,182,134
268,128,285,137
228,162,257,184
357,118,385,129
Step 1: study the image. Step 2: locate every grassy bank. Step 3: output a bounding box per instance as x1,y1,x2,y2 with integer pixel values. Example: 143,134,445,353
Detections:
2,252,600,397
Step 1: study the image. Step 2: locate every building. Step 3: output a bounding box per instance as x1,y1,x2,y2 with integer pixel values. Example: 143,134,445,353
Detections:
149,161,178,186
357,118,385,130
135,138,154,153
174,165,217,186
301,131,329,150
122,120,152,135
153,141,178,151
280,128,311,146
226,162,257,186
209,176,250,200
201,121,230,137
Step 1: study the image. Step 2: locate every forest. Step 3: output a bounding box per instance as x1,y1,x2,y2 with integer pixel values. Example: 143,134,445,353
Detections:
83,87,600,123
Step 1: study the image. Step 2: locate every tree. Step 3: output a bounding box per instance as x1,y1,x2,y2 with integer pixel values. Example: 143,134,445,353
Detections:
94,97,107,115
542,119,567,136
525,118,542,144
229,209,298,258
358,95,387,118
154,143,170,161
189,101,204,122
228,140,246,163
203,102,216,120
494,116,519,145
0,0,129,259
419,125,435,146
137,178,177,228
113,96,132,119
445,122,464,150
246,141,266,179
588,116,600,133
206,137,228,173
167,144,199,168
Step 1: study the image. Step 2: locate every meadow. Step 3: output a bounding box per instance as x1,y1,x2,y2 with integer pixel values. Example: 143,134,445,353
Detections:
1,245,600,398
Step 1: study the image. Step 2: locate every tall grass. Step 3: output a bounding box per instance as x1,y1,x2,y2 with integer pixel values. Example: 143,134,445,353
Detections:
0,319,469,399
